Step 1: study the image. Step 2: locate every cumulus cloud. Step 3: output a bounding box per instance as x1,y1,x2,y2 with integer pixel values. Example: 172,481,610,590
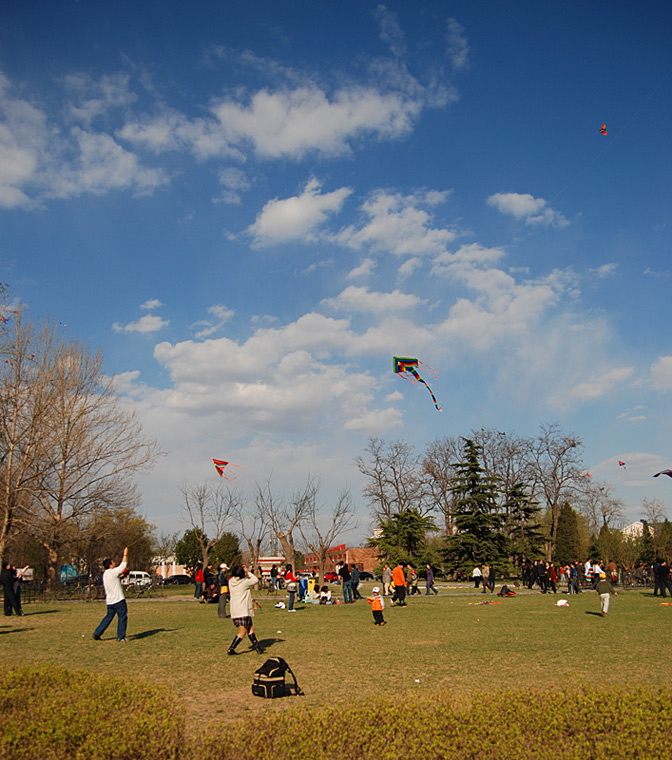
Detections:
487,192,568,227
63,72,137,126
247,178,351,245
141,299,163,310
337,189,456,256
651,356,672,390
213,167,251,204
347,257,377,279
190,304,235,338
112,314,169,334
322,285,424,314
566,366,635,401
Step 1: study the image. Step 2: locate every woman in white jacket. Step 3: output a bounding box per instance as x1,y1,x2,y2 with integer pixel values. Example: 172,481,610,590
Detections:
227,565,263,655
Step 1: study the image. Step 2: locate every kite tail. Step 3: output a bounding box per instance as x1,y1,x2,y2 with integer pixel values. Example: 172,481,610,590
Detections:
416,376,442,411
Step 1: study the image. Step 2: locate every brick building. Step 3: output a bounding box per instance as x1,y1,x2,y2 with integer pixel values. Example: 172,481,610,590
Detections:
303,544,379,574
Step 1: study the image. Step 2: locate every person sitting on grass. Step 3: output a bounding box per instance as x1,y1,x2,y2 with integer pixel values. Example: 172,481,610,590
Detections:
319,586,332,604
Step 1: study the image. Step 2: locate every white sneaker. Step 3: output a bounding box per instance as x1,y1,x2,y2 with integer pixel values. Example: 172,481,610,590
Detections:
288,609,297,613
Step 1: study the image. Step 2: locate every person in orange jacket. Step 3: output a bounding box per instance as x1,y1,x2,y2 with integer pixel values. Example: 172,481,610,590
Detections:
391,561,407,607
367,586,386,626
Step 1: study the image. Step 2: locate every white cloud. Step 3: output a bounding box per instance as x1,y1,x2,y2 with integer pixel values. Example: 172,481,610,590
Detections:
112,314,169,334
247,178,351,245
337,189,456,256
446,18,469,71
63,72,137,126
213,167,251,204
566,366,635,402
45,128,167,198
190,304,235,338
651,356,672,390
322,285,424,314
141,299,163,310
347,257,377,279
589,263,618,278
211,84,422,159
375,6,407,58
487,192,568,227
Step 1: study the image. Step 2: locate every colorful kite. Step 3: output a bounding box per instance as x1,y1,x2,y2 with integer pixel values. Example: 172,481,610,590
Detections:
599,124,607,135
618,461,626,469
653,469,672,479
212,458,245,482
393,356,442,411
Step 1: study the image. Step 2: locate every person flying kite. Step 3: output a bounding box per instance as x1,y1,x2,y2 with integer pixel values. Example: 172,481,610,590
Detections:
212,459,245,482
393,356,442,411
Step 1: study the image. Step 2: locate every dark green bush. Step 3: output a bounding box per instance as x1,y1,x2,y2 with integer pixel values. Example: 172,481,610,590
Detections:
0,664,184,760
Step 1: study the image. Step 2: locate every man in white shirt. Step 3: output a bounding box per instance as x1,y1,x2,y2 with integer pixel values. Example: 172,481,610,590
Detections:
93,547,129,642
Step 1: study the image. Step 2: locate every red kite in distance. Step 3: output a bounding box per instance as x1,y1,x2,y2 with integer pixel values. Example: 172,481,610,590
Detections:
599,124,607,135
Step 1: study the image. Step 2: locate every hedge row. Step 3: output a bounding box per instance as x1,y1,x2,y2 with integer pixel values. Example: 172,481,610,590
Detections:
1,665,670,760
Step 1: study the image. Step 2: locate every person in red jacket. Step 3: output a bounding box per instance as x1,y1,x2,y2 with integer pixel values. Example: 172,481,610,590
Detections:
194,566,204,599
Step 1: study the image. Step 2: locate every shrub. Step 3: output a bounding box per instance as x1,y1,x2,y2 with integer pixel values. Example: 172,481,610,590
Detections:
194,684,672,760
0,664,184,760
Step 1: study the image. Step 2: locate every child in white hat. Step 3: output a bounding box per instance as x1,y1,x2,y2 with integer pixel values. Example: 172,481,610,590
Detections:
367,586,386,626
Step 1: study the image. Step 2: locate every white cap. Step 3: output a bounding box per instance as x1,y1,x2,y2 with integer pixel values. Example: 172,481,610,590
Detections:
219,563,228,570
372,586,380,593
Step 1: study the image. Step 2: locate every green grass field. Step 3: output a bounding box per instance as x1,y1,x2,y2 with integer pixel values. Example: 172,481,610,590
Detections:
2,584,670,726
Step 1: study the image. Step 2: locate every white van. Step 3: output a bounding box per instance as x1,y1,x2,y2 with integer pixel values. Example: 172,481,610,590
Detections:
122,571,152,587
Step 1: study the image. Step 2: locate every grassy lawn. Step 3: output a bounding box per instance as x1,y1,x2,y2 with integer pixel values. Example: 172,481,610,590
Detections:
2,584,670,726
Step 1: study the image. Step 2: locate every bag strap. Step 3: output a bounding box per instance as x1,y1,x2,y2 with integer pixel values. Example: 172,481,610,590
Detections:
284,664,304,697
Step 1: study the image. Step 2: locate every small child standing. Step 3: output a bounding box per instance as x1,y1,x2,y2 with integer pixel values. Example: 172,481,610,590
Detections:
595,573,617,616
367,586,386,626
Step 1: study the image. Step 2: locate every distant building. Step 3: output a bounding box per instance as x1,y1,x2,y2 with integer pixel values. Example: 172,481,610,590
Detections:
622,520,652,539
153,555,189,578
304,544,379,574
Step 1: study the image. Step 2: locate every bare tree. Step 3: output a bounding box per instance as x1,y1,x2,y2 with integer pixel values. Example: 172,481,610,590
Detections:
0,313,53,557
576,481,624,536
528,422,586,557
232,492,268,574
422,436,462,535
298,479,357,586
642,497,666,529
255,477,309,571
16,328,161,588
355,438,426,521
180,482,240,569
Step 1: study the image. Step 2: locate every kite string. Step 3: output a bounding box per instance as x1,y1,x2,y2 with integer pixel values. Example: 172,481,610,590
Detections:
550,67,671,204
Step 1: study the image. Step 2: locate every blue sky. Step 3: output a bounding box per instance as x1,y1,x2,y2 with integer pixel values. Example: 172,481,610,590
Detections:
2,1,671,540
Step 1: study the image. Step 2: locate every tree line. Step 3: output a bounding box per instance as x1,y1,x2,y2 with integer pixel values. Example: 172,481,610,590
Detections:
3,298,668,586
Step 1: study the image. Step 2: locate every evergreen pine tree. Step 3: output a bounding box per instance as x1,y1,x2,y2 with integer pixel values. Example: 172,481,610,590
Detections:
554,503,582,565
444,439,506,569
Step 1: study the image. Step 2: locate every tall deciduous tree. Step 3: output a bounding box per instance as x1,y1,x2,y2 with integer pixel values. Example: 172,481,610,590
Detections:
0,313,54,558
1,316,161,586
180,482,239,569
356,438,426,521
528,423,585,558
254,478,308,571
422,436,461,535
298,479,356,586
